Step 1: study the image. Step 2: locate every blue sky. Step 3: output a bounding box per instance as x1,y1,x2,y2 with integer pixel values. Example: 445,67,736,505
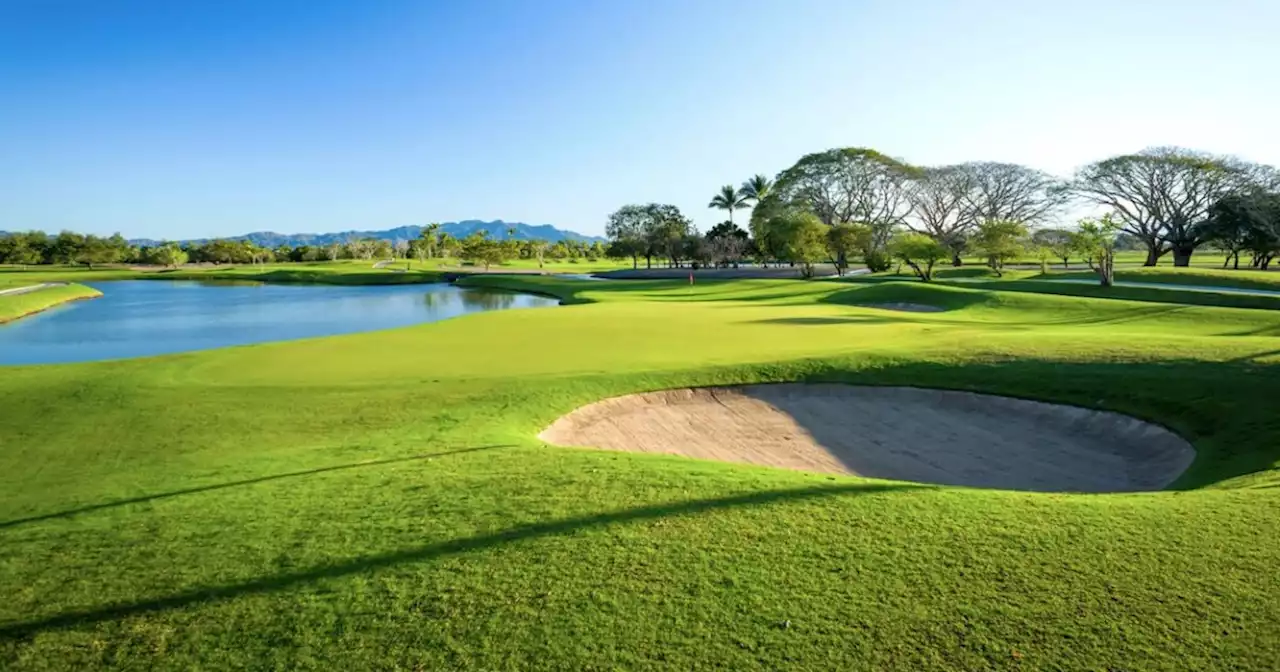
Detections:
2,0,1277,239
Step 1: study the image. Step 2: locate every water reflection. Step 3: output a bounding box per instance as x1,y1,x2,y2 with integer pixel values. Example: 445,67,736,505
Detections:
0,281,557,365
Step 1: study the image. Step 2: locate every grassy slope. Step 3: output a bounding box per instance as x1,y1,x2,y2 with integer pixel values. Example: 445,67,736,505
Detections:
2,280,1280,670
1046,266,1280,291
0,283,101,323
859,267,1280,310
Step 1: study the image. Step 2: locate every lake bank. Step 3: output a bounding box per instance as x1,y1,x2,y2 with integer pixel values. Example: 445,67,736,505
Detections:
0,283,102,325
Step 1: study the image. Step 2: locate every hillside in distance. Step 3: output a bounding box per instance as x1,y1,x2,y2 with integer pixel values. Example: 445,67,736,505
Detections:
128,220,604,247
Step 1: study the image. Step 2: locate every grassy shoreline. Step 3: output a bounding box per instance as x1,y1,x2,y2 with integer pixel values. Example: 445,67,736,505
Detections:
0,283,102,324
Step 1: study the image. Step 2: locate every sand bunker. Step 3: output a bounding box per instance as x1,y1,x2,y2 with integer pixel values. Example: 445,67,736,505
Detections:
539,385,1195,492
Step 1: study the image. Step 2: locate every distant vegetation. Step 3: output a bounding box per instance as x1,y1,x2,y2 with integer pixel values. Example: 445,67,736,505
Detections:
597,146,1280,285
0,227,614,270
5,148,1279,286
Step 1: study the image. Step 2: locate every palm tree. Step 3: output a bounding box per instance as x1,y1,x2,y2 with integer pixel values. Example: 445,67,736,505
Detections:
738,174,773,204
708,184,748,226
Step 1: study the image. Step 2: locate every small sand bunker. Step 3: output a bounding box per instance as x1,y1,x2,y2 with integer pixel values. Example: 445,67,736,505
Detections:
539,385,1195,492
857,302,944,313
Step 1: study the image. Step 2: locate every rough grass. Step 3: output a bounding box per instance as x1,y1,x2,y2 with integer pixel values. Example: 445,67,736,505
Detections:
0,283,101,323
2,279,1280,670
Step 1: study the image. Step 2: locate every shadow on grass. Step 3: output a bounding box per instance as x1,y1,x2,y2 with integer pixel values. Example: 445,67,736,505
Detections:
777,357,1280,490
747,316,909,326
1226,349,1280,363
987,281,1280,311
0,482,920,639
0,445,513,530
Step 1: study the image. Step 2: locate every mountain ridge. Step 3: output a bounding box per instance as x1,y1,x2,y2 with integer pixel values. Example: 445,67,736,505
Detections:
122,220,604,247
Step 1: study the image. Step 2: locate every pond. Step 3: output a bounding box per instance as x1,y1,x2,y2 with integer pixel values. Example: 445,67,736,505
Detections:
0,280,558,365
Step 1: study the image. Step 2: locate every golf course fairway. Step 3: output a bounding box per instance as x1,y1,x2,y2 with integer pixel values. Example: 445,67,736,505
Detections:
3,277,1280,670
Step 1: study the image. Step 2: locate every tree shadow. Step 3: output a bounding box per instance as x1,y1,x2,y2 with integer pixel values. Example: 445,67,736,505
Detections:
1225,348,1280,364
733,385,1192,493
746,316,908,326
0,482,920,639
0,445,513,530
818,283,991,311
774,358,1280,490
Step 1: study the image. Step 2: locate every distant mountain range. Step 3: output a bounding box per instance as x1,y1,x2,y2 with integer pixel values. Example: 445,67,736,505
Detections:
126,220,604,248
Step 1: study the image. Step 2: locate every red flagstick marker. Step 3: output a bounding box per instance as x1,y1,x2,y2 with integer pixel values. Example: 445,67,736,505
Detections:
689,271,694,285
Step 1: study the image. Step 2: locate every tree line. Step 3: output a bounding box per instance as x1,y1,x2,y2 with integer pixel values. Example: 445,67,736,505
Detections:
0,226,612,269
605,146,1280,281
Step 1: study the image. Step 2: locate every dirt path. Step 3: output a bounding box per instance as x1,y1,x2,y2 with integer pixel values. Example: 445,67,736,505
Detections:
0,282,67,297
540,384,1195,493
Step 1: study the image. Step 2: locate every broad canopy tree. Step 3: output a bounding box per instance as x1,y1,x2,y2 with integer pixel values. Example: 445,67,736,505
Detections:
1072,147,1260,267
904,165,974,265
1197,191,1280,269
605,203,693,269
904,162,1063,267
757,147,913,268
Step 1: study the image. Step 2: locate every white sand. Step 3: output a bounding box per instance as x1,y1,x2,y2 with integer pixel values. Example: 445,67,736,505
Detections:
539,384,1195,493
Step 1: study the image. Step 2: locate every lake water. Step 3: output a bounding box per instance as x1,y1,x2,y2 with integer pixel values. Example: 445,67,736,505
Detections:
0,280,558,365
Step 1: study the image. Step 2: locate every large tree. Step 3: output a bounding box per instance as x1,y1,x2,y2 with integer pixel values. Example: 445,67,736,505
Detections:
761,147,913,266
770,212,830,278
904,165,975,265
1072,147,1259,266
460,231,508,271
708,184,749,226
645,204,693,266
151,243,188,268
605,204,649,269
1198,191,1280,270
768,147,914,228
826,223,871,276
0,237,41,268
1031,228,1076,268
605,203,691,269
962,162,1066,226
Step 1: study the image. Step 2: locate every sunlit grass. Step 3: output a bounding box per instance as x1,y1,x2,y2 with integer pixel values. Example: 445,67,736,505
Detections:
2,276,1279,669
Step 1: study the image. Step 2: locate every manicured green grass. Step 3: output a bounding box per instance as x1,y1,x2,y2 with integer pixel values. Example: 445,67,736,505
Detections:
2,279,1280,669
966,280,1280,311
1044,266,1280,291
0,283,101,323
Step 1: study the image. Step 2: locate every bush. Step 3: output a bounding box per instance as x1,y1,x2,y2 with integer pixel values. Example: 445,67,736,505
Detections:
864,250,892,272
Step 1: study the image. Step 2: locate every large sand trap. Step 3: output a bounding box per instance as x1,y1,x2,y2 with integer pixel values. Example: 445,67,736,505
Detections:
539,385,1195,492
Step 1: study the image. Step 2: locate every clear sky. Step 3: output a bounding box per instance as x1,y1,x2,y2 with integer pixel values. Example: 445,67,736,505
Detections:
2,0,1277,239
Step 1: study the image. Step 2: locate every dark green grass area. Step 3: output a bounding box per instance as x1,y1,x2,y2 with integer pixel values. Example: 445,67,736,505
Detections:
2,279,1280,670
973,280,1280,311
1048,266,1280,291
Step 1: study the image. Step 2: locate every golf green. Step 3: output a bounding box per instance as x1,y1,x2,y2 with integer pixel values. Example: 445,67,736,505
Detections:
2,276,1279,670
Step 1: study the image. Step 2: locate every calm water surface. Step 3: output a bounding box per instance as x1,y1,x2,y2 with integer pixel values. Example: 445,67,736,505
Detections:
0,280,557,365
